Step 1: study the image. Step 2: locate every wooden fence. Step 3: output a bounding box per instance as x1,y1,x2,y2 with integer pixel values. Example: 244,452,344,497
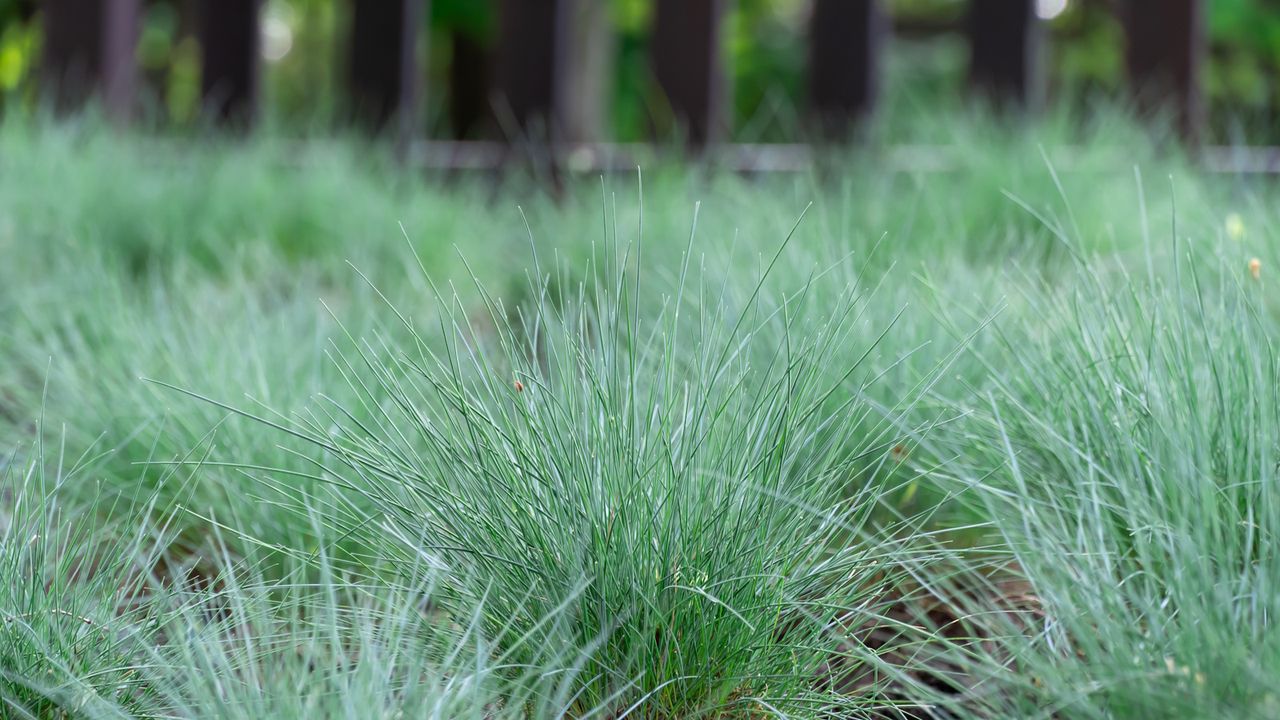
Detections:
37,1,1205,153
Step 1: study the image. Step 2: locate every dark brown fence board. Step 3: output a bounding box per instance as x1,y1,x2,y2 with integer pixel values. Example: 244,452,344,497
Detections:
651,0,728,148
968,0,1042,109
348,0,424,140
1123,0,1205,142
447,30,489,139
41,0,140,119
493,0,567,140
198,0,261,128
808,0,885,138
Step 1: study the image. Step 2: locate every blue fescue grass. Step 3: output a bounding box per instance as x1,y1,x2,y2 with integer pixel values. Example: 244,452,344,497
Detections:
2,114,1280,717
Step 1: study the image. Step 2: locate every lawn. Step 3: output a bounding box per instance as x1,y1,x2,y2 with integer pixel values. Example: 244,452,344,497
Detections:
1,114,1277,718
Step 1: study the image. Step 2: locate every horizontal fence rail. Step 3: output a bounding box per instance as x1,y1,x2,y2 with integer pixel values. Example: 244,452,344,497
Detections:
399,141,1280,176
33,0,1213,163
96,137,1280,176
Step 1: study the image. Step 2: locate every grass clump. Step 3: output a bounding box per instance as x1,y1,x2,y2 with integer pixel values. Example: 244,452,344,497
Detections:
170,199,973,717
0,429,167,719
141,534,593,720
0,428,605,720
938,217,1280,717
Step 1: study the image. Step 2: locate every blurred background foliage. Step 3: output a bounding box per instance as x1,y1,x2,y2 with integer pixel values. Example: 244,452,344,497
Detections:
0,0,1277,142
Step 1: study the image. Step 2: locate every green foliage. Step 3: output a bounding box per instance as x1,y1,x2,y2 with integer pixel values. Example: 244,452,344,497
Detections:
238,202,949,716
940,231,1280,717
0,435,165,719
2,112,1280,717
